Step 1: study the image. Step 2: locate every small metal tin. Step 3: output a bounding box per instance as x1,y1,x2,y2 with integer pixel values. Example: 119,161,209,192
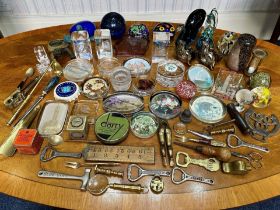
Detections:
189,95,226,124
37,101,69,137
156,59,185,87
13,129,43,155
187,64,214,92
149,91,182,120
54,81,80,102
66,115,88,140
82,77,110,99
103,92,144,116
94,112,129,144
130,111,159,138
123,57,151,77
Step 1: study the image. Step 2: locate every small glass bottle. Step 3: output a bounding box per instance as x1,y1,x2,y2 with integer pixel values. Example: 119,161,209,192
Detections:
94,29,113,59
71,30,93,61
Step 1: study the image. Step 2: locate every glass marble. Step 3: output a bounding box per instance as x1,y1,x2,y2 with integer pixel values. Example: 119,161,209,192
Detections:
101,12,126,39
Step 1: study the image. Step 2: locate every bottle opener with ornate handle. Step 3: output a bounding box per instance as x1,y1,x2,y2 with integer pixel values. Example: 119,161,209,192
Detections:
171,167,214,185
127,164,171,182
176,151,220,172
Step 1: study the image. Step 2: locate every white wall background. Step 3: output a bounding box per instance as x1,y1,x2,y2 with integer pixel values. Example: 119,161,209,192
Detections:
0,0,279,39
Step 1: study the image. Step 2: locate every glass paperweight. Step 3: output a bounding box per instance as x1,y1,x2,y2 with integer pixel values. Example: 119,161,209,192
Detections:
97,57,121,78
72,100,99,124
251,87,271,108
211,69,243,100
130,112,159,138
123,57,151,77
156,59,185,88
234,89,254,112
187,64,214,92
34,46,51,74
249,71,271,89
63,58,93,82
153,22,176,39
71,30,93,60
82,77,110,99
132,74,156,96
128,24,149,40
94,29,113,59
110,67,132,91
189,95,227,124
100,12,126,39
152,32,170,63
149,91,182,120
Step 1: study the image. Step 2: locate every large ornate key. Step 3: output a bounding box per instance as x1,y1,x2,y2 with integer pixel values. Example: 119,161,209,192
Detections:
176,151,220,172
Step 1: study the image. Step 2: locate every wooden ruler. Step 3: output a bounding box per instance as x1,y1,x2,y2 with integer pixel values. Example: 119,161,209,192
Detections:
84,145,155,164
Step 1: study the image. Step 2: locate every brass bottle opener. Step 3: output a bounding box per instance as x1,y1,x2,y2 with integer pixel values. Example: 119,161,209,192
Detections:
176,151,220,172
222,160,252,175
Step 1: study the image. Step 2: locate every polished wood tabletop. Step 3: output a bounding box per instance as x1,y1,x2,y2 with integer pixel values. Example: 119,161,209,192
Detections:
0,21,280,210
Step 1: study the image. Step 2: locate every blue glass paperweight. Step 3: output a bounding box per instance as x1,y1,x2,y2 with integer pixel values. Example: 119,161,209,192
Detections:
101,12,126,39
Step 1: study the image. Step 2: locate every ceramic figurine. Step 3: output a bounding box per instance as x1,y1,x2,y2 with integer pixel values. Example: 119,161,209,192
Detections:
197,8,218,50
101,12,126,39
176,9,206,63
226,33,257,72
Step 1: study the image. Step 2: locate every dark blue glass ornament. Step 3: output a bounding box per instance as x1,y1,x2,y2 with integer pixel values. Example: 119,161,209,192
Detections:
101,12,126,39
69,20,96,37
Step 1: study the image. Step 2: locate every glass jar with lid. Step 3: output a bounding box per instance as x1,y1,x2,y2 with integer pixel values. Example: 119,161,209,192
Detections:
156,59,185,87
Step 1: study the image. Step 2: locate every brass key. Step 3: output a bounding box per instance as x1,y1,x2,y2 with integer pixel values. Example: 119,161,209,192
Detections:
176,151,220,172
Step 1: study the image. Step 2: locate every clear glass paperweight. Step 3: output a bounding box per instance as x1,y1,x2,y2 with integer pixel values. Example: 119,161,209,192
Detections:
94,29,113,59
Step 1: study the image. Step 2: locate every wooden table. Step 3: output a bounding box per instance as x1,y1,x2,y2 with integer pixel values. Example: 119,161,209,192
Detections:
0,21,280,210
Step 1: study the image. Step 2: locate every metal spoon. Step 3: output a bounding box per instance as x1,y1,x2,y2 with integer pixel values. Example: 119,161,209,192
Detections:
17,67,34,89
